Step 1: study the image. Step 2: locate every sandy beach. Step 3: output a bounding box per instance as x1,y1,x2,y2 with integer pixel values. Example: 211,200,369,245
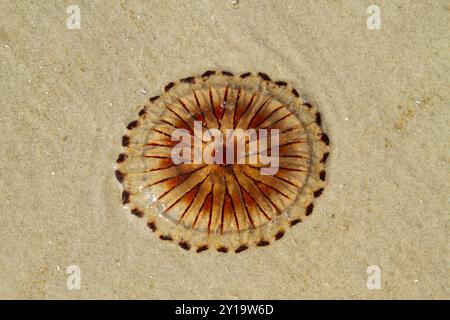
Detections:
0,0,448,299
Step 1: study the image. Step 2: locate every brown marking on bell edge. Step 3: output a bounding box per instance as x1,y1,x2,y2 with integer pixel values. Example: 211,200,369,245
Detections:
130,208,144,217
306,203,314,216
159,235,172,241
319,170,326,181
180,76,195,83
196,245,208,253
217,247,228,253
314,188,324,198
178,241,191,251
147,221,157,232
275,81,287,87
303,102,312,109
292,88,299,97
321,152,330,164
164,82,175,92
202,70,215,77
257,240,270,247
127,120,139,130
240,72,251,78
116,153,126,163
115,170,125,183
138,108,146,117
321,133,330,145
275,230,285,240
122,135,130,147
290,219,301,226
121,190,130,204
222,71,234,77
258,72,271,81
149,95,160,102
235,245,248,253
315,112,322,126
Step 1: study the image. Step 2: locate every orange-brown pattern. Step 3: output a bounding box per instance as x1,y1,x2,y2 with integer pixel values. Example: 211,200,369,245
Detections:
115,71,330,253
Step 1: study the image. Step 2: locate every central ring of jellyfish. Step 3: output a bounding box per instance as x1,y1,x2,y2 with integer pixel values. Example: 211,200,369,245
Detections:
115,71,329,253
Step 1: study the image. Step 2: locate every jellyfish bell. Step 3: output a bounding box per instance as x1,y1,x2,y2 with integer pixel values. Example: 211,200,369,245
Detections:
115,71,330,253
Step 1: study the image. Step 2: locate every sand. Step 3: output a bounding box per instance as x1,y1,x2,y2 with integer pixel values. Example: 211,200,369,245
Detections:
0,0,448,299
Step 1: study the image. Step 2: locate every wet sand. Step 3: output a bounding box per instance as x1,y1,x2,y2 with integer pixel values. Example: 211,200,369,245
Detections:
0,0,448,299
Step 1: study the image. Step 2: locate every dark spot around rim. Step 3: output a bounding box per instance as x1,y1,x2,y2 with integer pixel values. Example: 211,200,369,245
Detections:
240,72,251,78
275,230,285,240
275,81,287,87
258,72,271,81
164,82,175,92
235,245,248,253
292,88,299,97
217,247,228,253
159,235,172,241
303,102,312,109
319,170,326,181
257,240,270,247
202,70,215,77
122,135,130,147
306,203,314,216
130,208,144,217
127,120,138,130
138,108,146,117
115,170,124,183
116,153,126,163
121,190,130,204
321,152,329,164
178,241,191,251
290,219,302,226
314,188,324,198
196,245,208,253
315,112,321,126
321,133,330,145
222,71,234,77
147,221,157,232
149,95,159,102
180,76,195,83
